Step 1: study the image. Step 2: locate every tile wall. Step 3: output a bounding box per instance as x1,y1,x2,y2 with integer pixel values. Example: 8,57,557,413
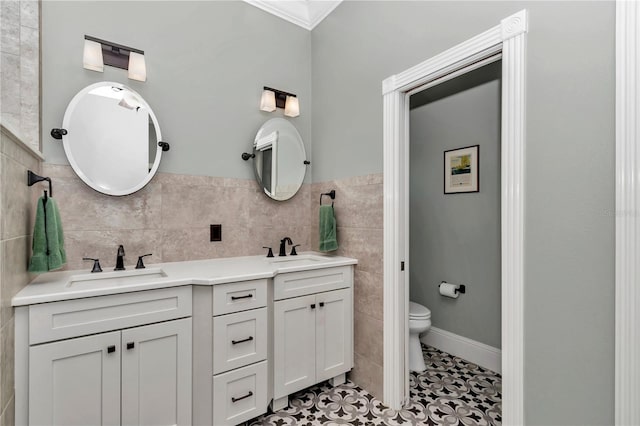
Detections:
0,0,40,151
41,164,311,271
0,126,42,425
310,174,384,399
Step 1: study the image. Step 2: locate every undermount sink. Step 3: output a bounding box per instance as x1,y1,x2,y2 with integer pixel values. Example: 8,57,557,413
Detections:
268,254,327,264
65,267,168,288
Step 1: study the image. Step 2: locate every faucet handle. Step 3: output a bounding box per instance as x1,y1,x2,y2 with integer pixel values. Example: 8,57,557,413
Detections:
83,257,103,273
135,254,153,269
290,245,301,256
262,247,274,258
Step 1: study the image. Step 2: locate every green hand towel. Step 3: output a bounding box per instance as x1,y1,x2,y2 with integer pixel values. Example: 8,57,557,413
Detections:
319,205,338,252
29,197,66,273
28,197,48,273
46,198,66,270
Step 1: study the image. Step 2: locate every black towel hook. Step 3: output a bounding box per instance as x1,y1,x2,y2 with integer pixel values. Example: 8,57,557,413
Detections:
27,170,53,200
320,190,335,205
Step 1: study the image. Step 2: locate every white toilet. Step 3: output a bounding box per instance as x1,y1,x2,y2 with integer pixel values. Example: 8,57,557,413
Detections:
409,301,431,373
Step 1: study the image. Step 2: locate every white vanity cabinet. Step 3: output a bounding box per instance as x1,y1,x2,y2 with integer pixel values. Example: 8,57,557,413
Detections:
272,266,353,409
211,279,269,426
18,287,193,426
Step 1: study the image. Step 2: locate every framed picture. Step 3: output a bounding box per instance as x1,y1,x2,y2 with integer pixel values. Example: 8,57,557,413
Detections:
444,145,479,194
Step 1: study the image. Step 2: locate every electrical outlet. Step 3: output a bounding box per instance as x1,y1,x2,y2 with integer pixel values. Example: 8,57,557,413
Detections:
210,224,222,242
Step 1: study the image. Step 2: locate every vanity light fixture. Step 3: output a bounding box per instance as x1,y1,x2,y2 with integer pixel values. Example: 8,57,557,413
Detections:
83,35,147,82
260,87,300,117
284,95,300,118
260,89,276,112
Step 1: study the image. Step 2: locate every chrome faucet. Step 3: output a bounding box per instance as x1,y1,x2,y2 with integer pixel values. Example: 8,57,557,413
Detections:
279,237,293,257
115,245,126,271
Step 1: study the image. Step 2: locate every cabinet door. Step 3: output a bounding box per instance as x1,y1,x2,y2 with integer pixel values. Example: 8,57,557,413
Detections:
274,294,316,398
121,318,192,426
316,288,353,382
29,331,121,426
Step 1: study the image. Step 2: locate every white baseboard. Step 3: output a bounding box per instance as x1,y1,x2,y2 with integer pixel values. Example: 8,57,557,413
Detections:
420,326,502,374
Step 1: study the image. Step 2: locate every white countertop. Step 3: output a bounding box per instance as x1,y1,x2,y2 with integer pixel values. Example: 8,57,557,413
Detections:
12,252,357,306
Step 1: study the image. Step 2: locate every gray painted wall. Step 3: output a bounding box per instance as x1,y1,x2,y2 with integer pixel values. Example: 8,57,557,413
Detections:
42,1,312,181
409,65,501,349
312,2,615,424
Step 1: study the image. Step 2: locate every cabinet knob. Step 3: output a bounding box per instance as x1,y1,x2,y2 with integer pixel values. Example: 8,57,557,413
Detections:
127,342,135,350
107,345,116,354
310,303,316,309
319,302,325,307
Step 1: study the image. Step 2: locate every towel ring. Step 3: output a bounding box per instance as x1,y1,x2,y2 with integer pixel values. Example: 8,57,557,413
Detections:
320,190,335,206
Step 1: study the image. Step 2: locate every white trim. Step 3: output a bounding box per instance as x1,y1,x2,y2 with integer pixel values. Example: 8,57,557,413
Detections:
616,1,640,424
421,327,502,374
243,0,342,31
382,10,527,424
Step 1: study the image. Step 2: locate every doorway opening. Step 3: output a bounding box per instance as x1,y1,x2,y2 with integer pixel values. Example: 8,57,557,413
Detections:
407,60,502,424
381,10,527,424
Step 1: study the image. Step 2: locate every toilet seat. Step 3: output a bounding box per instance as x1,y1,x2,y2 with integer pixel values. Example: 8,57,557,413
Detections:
409,301,431,320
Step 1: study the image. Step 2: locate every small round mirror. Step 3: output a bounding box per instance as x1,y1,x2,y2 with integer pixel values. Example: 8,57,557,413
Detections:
253,118,307,201
62,82,164,196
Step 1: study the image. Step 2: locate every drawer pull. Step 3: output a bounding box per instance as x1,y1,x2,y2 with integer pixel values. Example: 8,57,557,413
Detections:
232,336,254,345
231,294,253,301
310,303,316,309
126,342,135,350
319,302,325,307
231,391,253,403
107,345,116,354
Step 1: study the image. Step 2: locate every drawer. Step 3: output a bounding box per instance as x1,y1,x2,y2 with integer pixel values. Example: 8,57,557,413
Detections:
274,266,352,300
29,286,192,345
213,279,267,316
213,308,267,374
213,360,268,426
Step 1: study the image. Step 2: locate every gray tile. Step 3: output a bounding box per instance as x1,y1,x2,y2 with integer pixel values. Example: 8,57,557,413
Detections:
353,269,383,321
335,226,383,275
0,0,20,56
19,1,39,30
1,154,36,240
0,319,14,413
0,396,16,426
0,395,14,426
0,237,32,326
1,53,20,115
53,175,162,232
0,127,40,169
354,311,383,366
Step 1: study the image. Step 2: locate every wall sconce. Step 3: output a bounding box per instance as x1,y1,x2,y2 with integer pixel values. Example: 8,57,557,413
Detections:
260,87,300,117
83,35,147,82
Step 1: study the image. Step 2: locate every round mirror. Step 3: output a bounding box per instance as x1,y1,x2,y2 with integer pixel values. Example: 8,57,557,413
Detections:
62,82,164,196
252,118,307,201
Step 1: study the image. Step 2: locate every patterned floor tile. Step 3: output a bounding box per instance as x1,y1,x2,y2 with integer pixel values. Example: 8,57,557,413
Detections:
245,345,501,425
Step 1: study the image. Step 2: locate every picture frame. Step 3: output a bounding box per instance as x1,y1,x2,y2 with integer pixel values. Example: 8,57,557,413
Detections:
444,145,479,194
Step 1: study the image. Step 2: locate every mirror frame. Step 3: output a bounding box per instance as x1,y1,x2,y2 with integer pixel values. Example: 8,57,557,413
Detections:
252,118,307,201
62,81,163,196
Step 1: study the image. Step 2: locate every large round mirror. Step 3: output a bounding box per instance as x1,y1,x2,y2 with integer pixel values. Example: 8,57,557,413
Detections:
62,82,164,196
252,118,307,201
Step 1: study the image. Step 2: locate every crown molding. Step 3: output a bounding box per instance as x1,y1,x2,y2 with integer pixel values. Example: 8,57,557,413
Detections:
244,0,342,31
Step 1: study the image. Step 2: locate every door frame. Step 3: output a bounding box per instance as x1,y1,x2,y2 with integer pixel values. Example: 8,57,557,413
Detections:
381,9,528,424
615,1,640,424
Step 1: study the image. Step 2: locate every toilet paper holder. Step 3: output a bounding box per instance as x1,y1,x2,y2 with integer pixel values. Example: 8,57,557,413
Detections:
439,281,466,294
